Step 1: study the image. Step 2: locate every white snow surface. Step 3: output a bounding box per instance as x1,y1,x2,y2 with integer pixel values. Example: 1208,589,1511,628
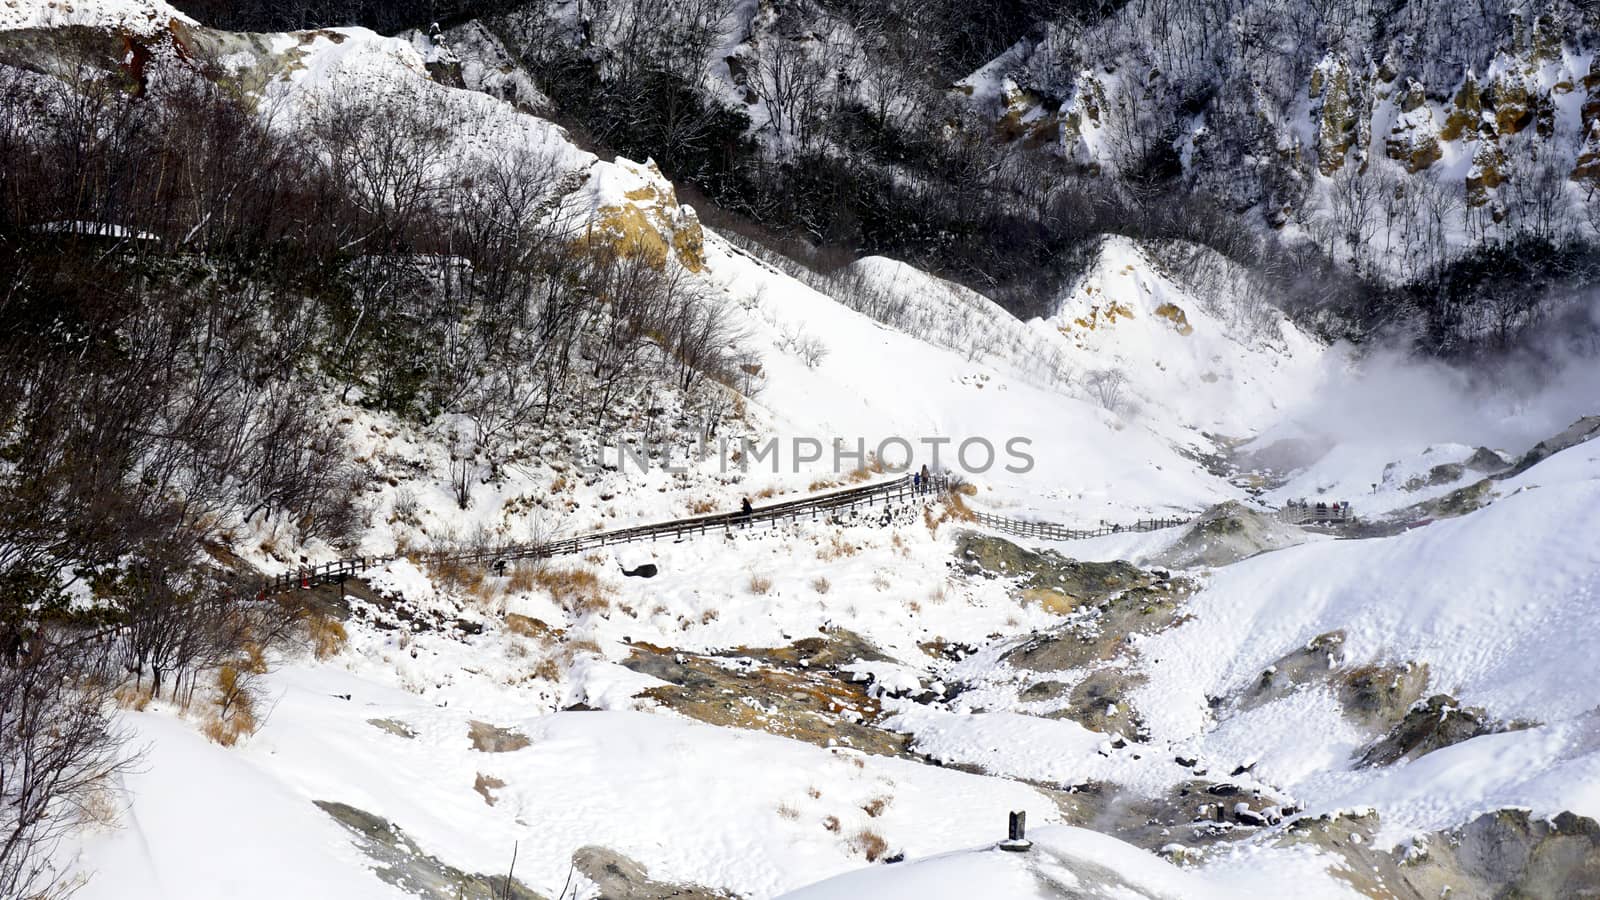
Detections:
779,825,1357,899
0,0,192,32
15,3,1600,898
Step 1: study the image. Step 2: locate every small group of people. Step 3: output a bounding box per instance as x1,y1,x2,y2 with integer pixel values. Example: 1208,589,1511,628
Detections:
911,464,934,494
1287,498,1350,519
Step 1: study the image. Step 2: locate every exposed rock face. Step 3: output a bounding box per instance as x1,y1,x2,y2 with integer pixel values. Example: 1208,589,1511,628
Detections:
578,158,706,272
1151,501,1305,570
1281,808,1600,899
624,632,911,757
1236,631,1434,746
1505,416,1600,477
468,720,532,753
315,801,543,899
1313,56,1361,175
1054,668,1145,737
1337,663,1430,732
1003,571,1191,676
570,845,733,900
1357,694,1504,767
1392,477,1496,523
1385,80,1443,173
1466,139,1507,207
955,532,1164,611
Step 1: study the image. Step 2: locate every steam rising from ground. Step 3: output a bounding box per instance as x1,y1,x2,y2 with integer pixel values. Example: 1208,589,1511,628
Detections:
1261,296,1600,461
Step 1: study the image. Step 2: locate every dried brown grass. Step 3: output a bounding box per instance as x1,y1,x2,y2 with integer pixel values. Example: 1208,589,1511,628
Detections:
851,828,889,861
202,666,259,747
307,613,348,660
818,533,858,561
534,566,612,616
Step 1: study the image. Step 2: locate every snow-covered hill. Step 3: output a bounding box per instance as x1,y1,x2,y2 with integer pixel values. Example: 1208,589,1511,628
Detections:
6,3,1600,899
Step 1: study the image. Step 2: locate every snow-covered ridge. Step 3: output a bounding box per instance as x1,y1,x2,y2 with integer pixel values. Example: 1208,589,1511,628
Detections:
0,0,193,34
7,3,1599,899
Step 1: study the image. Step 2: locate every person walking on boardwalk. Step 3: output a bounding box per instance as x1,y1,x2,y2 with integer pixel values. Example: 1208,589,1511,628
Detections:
919,464,931,494
739,496,753,527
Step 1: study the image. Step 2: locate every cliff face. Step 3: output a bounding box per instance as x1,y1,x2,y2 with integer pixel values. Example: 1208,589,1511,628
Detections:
968,5,1599,251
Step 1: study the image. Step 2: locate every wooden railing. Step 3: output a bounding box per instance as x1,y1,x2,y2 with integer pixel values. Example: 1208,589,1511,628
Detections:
970,510,1190,541
262,474,949,596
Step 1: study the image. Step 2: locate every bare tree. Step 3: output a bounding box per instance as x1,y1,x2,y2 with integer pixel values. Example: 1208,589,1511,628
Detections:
0,646,136,900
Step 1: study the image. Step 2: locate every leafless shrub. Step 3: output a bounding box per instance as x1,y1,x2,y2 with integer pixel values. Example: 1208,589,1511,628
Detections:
1084,367,1131,413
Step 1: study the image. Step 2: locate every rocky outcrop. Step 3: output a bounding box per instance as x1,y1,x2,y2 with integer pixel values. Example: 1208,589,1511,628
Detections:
1237,631,1430,733
1312,56,1361,175
315,801,543,899
1504,416,1600,477
1337,663,1430,732
955,532,1166,612
1151,501,1305,570
625,632,913,757
571,845,734,900
1051,669,1146,737
1385,80,1442,173
1281,807,1600,899
1356,693,1506,767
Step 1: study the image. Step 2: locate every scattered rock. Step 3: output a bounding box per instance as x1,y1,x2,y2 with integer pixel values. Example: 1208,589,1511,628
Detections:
468,720,532,753
473,773,504,806
1234,807,1268,827
367,718,418,739
571,845,733,900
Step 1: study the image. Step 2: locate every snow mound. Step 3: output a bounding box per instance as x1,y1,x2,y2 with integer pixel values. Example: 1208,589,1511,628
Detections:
1151,501,1309,570
1134,440,1600,842
778,824,1352,899
0,0,192,33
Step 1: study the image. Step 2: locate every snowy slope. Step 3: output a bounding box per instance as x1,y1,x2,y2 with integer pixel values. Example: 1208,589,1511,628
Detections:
0,0,192,32
779,825,1355,899
1132,439,1600,842
13,3,1600,899
1044,237,1328,437
699,232,1250,524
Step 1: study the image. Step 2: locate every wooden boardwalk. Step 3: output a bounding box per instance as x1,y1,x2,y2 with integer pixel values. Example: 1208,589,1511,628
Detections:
970,510,1189,542
262,476,1356,597
262,474,948,596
